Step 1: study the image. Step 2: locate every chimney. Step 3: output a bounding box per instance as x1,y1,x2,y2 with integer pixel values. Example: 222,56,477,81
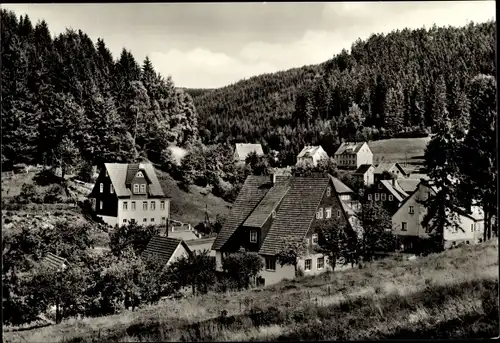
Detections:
270,173,276,184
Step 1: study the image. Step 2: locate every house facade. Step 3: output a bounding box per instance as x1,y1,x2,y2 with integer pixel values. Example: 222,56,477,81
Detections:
334,142,373,169
88,163,170,228
211,174,358,286
353,164,375,186
392,180,484,250
365,179,409,215
234,143,264,163
296,146,329,167
374,163,408,183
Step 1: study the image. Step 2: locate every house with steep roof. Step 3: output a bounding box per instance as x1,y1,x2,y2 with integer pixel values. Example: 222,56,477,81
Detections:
334,142,373,169
365,179,409,215
211,173,360,286
392,180,484,250
353,164,375,186
88,163,170,228
296,146,329,167
373,163,408,183
142,236,192,267
234,143,264,163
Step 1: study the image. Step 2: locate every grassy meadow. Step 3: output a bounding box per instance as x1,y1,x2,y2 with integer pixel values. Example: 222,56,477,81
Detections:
4,239,498,342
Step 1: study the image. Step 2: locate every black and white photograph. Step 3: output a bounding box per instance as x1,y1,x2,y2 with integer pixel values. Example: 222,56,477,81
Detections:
1,1,498,341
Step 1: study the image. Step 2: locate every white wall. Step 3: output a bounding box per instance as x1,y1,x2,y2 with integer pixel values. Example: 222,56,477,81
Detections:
117,199,170,227
392,184,430,237
98,215,117,227
167,243,190,266
356,144,373,168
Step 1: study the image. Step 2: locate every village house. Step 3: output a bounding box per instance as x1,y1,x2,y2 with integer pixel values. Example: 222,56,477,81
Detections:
142,236,192,267
296,145,329,167
334,142,373,169
233,143,264,163
392,179,484,250
365,178,409,215
353,164,375,186
373,162,408,183
211,173,360,286
88,163,170,228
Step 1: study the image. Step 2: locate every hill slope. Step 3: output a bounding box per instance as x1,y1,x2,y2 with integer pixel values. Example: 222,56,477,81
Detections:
5,241,498,342
194,21,495,165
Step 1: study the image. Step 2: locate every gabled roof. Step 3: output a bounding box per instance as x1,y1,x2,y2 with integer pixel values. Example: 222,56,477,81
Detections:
211,175,271,250
41,253,69,272
243,177,292,228
380,180,408,202
141,236,191,266
297,146,325,158
330,175,353,194
397,179,422,193
408,173,430,180
234,143,264,161
91,163,166,198
353,164,374,175
374,162,406,175
334,142,366,155
259,177,330,256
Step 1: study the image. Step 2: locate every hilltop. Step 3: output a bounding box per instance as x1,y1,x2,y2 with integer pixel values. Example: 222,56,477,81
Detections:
4,240,498,342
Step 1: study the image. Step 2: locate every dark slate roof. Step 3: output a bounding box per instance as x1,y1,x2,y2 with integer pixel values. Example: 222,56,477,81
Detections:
334,142,366,155
41,253,69,272
374,162,406,175
211,176,271,250
141,236,191,266
330,175,353,194
243,177,291,228
354,164,374,175
380,180,408,202
98,163,166,198
259,177,330,256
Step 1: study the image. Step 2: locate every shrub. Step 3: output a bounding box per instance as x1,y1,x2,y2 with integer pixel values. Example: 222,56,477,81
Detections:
43,184,66,203
222,252,264,290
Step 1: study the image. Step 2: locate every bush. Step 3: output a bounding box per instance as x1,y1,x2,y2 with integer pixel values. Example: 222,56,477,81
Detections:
222,252,264,290
43,184,66,203
15,183,42,204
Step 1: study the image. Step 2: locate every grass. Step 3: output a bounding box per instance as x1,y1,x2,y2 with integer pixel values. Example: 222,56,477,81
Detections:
4,239,498,343
155,169,230,226
368,136,432,173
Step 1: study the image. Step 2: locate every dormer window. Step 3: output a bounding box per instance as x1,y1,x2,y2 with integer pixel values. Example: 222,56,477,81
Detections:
316,208,323,219
140,184,146,193
326,187,331,197
136,171,144,178
134,184,139,193
272,210,276,218
250,230,258,243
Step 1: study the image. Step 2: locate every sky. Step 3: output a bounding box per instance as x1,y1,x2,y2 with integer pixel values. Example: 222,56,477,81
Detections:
3,1,495,89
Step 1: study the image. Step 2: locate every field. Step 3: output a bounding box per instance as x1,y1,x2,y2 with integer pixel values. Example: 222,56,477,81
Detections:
4,240,498,342
368,136,432,173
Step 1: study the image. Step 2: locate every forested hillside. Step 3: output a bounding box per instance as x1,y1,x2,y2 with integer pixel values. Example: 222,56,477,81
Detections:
194,21,496,164
1,10,198,170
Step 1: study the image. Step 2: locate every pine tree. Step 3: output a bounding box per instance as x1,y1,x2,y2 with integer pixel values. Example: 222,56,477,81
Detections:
384,85,405,135
430,74,449,129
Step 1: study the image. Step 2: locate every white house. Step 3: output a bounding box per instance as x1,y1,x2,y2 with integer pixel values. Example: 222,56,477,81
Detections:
234,143,264,163
296,146,329,167
334,142,373,169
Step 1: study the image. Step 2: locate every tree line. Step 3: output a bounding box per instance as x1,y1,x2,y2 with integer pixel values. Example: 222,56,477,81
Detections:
193,21,495,165
1,10,198,172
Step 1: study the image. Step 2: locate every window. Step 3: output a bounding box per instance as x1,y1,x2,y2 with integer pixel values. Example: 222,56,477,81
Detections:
337,210,341,218
99,201,103,210
388,195,393,201
123,202,128,210
316,207,323,219
136,171,143,178
381,193,387,201
250,230,258,243
401,222,407,231
326,187,331,197
317,257,325,270
471,224,475,232
151,201,156,211
105,170,108,177
375,193,380,201
99,183,103,193
325,207,332,219
409,206,414,214
151,218,154,222
367,194,372,201
143,218,147,222
143,201,148,210
133,184,139,193
110,184,114,193
131,201,136,211
304,259,312,271
306,238,310,245
272,210,276,218
312,234,318,245
123,219,127,223
160,201,165,210
378,183,383,189
162,217,166,222
140,184,146,193
265,257,276,271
